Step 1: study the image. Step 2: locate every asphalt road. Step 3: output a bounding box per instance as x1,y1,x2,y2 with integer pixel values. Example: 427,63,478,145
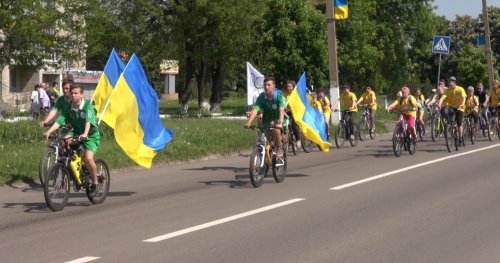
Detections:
1,131,500,263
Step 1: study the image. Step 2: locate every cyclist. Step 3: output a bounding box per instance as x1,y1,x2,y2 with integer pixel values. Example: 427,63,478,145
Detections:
426,82,446,107
332,85,358,140
414,88,426,134
244,77,286,158
39,81,72,127
437,76,467,144
356,85,377,133
317,88,332,135
484,79,500,128
284,80,301,149
43,84,101,193
465,86,479,126
386,86,419,143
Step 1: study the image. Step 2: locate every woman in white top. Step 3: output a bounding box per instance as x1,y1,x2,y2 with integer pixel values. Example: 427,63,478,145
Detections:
30,84,41,119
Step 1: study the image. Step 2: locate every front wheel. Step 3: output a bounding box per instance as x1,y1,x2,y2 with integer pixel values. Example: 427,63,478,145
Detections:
407,134,416,155
431,116,441,142
335,123,345,148
272,152,286,183
44,163,70,211
350,123,359,147
358,117,369,141
249,147,266,188
38,147,57,187
392,125,404,157
487,118,495,142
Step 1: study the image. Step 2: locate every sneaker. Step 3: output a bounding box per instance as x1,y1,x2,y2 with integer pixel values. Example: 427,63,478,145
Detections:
88,183,98,196
349,134,355,140
296,140,302,150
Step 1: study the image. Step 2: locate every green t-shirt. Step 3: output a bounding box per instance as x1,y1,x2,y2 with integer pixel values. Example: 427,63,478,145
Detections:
253,91,286,127
53,96,72,113
56,99,99,136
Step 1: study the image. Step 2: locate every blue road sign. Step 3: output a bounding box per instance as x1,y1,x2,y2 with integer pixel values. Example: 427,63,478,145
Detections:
432,35,451,54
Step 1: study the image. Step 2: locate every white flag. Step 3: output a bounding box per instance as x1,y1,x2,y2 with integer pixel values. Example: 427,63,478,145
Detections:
246,62,264,106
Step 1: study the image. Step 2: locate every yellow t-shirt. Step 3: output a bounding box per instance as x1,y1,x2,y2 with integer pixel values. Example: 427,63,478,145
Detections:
360,90,377,110
340,92,358,112
311,100,322,112
394,96,419,117
465,95,479,114
443,86,466,111
319,96,331,113
488,87,500,106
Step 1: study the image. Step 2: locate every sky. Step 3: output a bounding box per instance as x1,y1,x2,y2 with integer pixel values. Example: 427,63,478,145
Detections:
433,0,500,19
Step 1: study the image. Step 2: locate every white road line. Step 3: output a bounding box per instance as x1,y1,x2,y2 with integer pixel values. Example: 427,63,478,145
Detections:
331,143,500,190
143,198,305,243
65,257,100,263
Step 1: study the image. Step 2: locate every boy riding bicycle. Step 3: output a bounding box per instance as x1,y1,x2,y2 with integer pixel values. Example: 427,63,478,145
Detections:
43,85,101,193
244,77,286,158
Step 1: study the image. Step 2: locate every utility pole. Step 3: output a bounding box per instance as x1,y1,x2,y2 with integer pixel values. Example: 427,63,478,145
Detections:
326,0,340,124
482,0,495,89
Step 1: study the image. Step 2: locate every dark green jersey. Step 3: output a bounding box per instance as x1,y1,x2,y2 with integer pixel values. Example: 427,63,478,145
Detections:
53,96,72,113
253,90,286,127
56,99,99,136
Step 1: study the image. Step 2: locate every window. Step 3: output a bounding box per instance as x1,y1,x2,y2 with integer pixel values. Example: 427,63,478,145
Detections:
9,67,18,92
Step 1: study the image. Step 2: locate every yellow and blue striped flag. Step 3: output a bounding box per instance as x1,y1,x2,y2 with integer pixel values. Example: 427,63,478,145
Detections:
288,73,331,152
334,0,348,20
108,54,174,168
92,48,126,128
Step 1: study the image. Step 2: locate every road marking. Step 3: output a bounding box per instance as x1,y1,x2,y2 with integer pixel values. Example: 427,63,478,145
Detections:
143,198,305,243
331,143,500,190
65,257,100,263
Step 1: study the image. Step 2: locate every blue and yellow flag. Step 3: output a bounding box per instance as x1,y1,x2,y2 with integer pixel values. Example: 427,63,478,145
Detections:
92,48,126,128
334,0,348,20
288,73,330,152
109,54,174,168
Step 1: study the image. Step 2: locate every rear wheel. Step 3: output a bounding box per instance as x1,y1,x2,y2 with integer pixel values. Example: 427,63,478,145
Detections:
44,163,70,211
334,123,345,148
300,132,314,153
249,147,266,188
272,151,286,183
392,125,404,157
487,118,495,141
39,147,57,187
86,159,110,204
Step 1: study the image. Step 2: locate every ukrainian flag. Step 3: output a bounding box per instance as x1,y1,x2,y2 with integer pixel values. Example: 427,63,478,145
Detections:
109,54,174,168
288,73,330,152
334,0,348,20
92,48,126,128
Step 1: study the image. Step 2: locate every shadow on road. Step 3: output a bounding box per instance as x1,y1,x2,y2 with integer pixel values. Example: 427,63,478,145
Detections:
184,166,247,173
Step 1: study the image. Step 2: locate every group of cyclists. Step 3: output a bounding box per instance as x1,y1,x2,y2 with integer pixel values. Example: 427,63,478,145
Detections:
245,75,500,159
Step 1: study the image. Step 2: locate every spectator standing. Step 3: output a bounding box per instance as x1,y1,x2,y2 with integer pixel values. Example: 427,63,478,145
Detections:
31,84,41,119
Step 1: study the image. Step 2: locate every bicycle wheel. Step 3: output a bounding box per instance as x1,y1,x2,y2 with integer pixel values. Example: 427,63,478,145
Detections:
272,152,286,183
358,117,369,141
444,124,453,152
335,123,345,148
350,123,359,147
462,121,469,147
297,131,312,153
407,134,416,155
392,125,404,157
369,118,376,140
431,116,441,142
86,159,110,204
470,121,477,145
487,118,496,142
453,127,459,151
249,147,266,188
38,147,57,187
288,132,297,156
44,163,70,211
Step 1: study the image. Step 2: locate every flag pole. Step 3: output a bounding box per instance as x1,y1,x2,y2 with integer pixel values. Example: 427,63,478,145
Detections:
326,0,340,125
97,96,113,126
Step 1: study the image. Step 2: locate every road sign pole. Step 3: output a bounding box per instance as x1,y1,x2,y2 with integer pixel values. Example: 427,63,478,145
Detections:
436,54,442,88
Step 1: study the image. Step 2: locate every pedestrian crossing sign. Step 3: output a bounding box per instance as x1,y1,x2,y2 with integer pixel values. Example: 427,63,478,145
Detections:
432,35,451,54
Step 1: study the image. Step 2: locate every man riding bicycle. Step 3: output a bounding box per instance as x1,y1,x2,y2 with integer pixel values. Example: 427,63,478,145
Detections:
484,79,500,122
244,77,286,158
356,85,377,133
437,76,466,144
387,86,419,142
332,85,358,140
43,85,101,193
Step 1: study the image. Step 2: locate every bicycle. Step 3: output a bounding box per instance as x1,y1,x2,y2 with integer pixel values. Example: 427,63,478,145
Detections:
38,125,67,187
479,106,491,140
429,106,445,142
391,111,416,157
358,105,376,141
488,107,500,141
43,136,110,211
462,114,477,145
247,125,287,188
443,108,459,152
334,110,358,148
